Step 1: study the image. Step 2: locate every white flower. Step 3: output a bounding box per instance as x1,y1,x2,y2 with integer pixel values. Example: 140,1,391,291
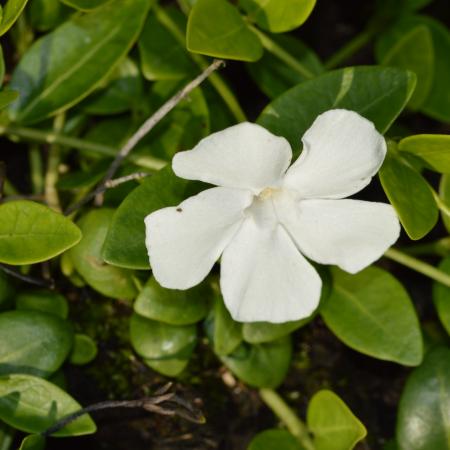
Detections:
144,109,400,324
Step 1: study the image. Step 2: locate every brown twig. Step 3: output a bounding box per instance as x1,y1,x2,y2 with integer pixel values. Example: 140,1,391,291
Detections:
64,59,224,215
0,264,55,288
42,383,205,437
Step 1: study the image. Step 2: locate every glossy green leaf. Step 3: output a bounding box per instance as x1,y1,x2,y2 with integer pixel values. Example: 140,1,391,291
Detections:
16,290,69,319
29,0,72,32
248,429,299,450
0,310,73,377
8,0,151,124
134,277,209,325
397,347,450,450
130,313,197,360
258,66,416,152
0,0,29,36
144,356,191,377
206,294,243,356
381,25,434,109
440,174,450,232
0,374,96,436
377,15,450,122
221,336,292,388
138,8,195,81
0,201,81,265
81,57,143,115
243,318,310,345
432,257,450,336
69,334,98,365
102,166,194,270
379,152,438,240
247,34,324,99
0,91,19,111
307,390,367,450
187,0,263,62
18,435,45,450
60,0,110,10
240,0,316,33
69,209,137,300
321,267,423,366
398,135,450,173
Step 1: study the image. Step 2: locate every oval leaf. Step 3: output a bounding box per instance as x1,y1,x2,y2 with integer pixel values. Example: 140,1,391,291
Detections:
397,346,450,450
432,257,450,336
257,66,416,152
240,0,316,33
0,201,81,265
134,277,209,325
16,290,69,319
321,267,423,366
307,390,367,450
0,0,29,36
379,152,438,240
0,310,73,377
8,0,150,124
0,374,96,436
69,209,137,300
186,0,263,62
248,429,299,450
69,334,98,365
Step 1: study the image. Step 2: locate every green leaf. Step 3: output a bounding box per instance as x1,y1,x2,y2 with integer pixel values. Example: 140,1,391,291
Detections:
257,66,416,152
134,277,209,325
130,313,197,360
138,8,195,81
432,257,450,336
16,290,69,319
397,346,450,450
205,293,243,356
440,174,450,232
247,34,324,99
321,267,423,366
240,0,316,33
248,429,299,450
186,0,263,62
144,356,190,377
0,310,73,377
60,0,110,10
0,91,18,111
0,0,29,36
307,390,367,450
381,25,434,110
221,336,292,388
81,57,143,115
18,435,45,450
0,421,14,450
69,334,98,365
379,152,438,240
0,374,96,436
398,135,450,173
0,201,81,265
243,318,309,344
376,15,450,122
28,0,72,32
8,0,151,124
68,209,137,300
102,166,194,270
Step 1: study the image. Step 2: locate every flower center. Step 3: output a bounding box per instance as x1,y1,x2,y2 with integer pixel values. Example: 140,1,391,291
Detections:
258,187,280,200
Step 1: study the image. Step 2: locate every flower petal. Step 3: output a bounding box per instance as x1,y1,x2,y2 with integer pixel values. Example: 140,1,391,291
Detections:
276,196,400,274
173,122,292,192
220,219,322,323
283,109,387,199
145,187,253,289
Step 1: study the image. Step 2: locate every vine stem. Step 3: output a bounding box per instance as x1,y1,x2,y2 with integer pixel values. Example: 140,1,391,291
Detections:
259,389,314,450
0,125,166,170
384,248,450,288
249,26,315,79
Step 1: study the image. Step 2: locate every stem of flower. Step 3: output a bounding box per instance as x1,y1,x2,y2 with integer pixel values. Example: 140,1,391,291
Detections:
404,238,450,257
384,248,450,287
154,4,247,122
0,125,166,170
324,24,378,70
259,388,314,450
249,26,315,79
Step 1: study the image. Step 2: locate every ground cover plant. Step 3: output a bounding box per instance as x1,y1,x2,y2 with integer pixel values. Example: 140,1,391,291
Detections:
0,0,450,449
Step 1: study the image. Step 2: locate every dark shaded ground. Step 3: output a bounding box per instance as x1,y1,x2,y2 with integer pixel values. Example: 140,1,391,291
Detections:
3,0,450,449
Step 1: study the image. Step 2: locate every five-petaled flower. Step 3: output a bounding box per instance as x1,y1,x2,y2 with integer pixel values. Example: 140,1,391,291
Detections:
145,109,400,323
